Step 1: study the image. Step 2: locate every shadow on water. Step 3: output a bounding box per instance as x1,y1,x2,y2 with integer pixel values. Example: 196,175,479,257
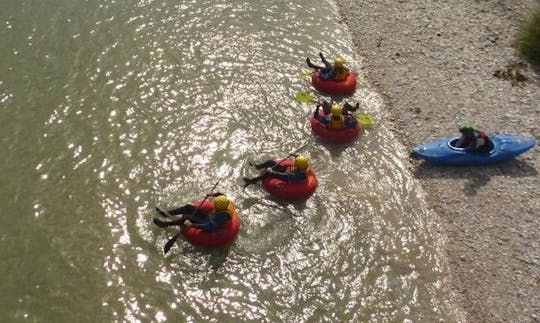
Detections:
411,158,537,195
268,196,308,212
313,136,357,158
241,192,308,215
191,245,233,270
165,240,234,271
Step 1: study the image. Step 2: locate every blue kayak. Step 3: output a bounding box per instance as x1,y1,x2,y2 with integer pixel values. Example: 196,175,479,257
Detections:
412,134,536,166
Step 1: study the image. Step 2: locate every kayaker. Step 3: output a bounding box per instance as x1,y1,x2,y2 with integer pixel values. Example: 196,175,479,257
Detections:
306,52,349,81
455,126,494,152
314,104,357,130
243,155,310,187
153,194,232,231
316,98,359,115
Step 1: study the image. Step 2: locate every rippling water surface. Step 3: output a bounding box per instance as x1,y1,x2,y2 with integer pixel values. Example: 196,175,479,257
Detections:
0,0,455,321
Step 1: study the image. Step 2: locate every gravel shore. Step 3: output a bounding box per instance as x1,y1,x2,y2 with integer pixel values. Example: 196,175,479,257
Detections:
335,0,540,322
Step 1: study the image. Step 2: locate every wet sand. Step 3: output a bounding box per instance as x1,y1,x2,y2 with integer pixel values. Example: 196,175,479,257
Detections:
336,0,540,322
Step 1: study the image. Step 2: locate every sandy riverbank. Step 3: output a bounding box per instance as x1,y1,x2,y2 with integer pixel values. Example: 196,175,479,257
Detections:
336,0,540,322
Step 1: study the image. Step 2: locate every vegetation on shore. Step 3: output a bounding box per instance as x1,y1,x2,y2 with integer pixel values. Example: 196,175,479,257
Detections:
517,6,540,67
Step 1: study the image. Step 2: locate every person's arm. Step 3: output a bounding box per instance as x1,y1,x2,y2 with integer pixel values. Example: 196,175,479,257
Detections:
321,101,332,114
472,130,488,149
475,137,486,149
455,137,466,148
315,113,329,125
187,211,230,232
465,137,478,150
344,115,357,128
343,102,359,113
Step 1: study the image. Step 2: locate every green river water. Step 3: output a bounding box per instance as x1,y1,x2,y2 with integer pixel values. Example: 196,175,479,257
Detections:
0,0,456,321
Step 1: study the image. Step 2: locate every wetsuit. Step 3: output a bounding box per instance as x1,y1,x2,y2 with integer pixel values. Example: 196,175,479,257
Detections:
155,194,232,232
249,159,307,182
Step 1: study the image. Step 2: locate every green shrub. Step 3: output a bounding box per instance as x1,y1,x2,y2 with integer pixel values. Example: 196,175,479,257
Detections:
517,8,540,67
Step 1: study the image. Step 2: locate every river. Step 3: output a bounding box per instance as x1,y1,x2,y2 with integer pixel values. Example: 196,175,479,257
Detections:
0,0,455,321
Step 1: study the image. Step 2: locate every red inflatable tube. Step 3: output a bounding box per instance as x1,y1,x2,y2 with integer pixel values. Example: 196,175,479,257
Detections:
311,72,357,96
181,200,240,247
262,159,318,201
310,109,361,143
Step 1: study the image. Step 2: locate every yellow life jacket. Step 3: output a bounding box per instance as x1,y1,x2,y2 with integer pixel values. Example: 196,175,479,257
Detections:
329,114,345,129
334,67,348,80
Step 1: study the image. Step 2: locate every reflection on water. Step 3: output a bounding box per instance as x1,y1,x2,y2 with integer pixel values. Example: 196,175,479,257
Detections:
0,0,456,321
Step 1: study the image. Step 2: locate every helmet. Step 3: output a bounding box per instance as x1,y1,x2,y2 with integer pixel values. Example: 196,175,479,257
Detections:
334,57,344,68
294,155,309,171
459,125,474,134
213,195,230,211
330,104,343,116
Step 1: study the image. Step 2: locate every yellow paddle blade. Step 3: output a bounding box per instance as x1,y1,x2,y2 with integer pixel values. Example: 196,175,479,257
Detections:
356,114,374,128
295,91,315,104
299,70,313,80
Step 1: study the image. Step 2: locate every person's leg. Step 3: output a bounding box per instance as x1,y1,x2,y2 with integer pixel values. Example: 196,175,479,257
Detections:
153,213,189,227
271,164,288,173
319,52,332,68
313,106,320,118
188,212,210,224
155,206,170,216
242,173,268,187
153,211,208,227
249,160,277,170
243,162,288,187
316,52,334,79
164,204,197,216
306,57,324,70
